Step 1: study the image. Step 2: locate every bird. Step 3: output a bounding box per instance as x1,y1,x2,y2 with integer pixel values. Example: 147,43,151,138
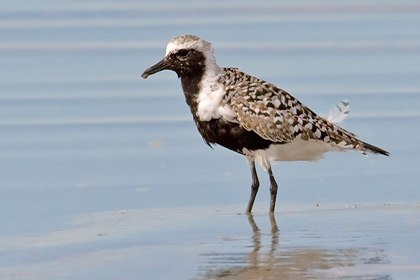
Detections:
141,35,389,213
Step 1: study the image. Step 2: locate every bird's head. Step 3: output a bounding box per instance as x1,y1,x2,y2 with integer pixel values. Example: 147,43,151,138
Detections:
141,35,218,79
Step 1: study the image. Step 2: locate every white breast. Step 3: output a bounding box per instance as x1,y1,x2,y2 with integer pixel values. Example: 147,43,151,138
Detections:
196,71,226,122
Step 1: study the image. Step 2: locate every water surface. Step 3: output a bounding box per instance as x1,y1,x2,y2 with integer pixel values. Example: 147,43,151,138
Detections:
1,1,419,279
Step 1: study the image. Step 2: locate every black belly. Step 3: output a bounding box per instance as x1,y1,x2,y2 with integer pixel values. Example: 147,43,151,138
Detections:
194,118,274,154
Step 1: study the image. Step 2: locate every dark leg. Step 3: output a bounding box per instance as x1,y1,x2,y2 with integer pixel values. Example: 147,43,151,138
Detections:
246,160,260,213
268,167,278,213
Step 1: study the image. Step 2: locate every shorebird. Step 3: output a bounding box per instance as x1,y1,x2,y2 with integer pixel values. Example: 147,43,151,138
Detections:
141,35,389,213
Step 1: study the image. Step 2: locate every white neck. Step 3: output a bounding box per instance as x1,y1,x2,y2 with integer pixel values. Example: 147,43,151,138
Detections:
195,54,225,122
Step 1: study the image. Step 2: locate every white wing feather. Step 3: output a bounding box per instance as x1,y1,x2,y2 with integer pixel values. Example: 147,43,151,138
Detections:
327,100,350,124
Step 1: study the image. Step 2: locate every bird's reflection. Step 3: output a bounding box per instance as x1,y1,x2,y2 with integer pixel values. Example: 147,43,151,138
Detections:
198,213,389,280
246,213,279,270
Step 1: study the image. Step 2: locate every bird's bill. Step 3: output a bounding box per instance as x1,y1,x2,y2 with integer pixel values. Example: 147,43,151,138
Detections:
141,58,168,79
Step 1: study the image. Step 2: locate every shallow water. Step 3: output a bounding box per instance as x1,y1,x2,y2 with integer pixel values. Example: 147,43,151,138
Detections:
1,204,420,280
1,1,420,279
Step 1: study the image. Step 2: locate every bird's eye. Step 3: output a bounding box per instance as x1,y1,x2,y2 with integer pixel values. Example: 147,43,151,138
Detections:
176,49,190,57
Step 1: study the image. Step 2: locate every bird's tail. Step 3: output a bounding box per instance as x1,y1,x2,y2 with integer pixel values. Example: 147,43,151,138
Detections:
327,100,389,157
360,141,390,156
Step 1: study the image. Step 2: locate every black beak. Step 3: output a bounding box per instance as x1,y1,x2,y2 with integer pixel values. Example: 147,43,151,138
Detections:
141,58,169,79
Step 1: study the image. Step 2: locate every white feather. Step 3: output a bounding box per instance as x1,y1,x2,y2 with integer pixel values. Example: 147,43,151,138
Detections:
327,100,350,124
219,104,238,123
196,72,225,121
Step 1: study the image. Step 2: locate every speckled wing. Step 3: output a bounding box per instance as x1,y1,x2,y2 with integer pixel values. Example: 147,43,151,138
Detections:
220,68,364,150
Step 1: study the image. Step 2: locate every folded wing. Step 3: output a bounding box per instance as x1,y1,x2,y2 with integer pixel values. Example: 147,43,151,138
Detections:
220,69,363,151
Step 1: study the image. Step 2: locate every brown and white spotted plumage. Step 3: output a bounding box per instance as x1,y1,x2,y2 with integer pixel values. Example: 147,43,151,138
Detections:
142,35,389,213
219,68,388,165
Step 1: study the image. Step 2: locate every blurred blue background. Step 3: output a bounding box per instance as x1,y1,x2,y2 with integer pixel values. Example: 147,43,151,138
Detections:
0,1,419,279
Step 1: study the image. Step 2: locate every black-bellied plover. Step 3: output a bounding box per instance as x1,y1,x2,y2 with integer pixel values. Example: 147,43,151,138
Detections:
141,35,389,213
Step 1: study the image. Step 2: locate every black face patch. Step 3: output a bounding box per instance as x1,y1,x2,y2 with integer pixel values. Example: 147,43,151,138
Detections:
163,49,207,107
175,49,190,57
166,49,206,79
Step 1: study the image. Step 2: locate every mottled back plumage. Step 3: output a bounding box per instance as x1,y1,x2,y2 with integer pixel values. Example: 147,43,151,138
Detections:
219,68,368,153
